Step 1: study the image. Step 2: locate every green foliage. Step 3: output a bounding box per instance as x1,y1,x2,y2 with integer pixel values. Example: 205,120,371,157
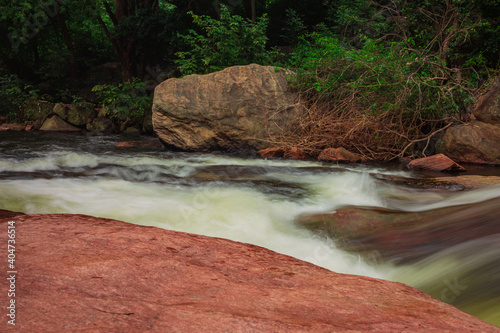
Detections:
287,34,478,119
175,5,275,75
0,74,36,120
91,79,151,119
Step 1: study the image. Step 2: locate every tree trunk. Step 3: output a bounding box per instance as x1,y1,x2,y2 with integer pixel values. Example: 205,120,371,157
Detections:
250,0,256,22
55,12,78,79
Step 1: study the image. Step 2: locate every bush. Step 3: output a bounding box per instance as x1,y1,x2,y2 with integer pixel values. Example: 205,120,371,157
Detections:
0,74,36,121
92,78,151,120
175,5,275,75
281,34,479,160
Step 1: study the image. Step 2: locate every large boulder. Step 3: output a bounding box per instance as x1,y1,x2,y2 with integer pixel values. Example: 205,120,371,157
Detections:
152,64,303,153
0,213,497,332
436,121,500,165
474,78,500,123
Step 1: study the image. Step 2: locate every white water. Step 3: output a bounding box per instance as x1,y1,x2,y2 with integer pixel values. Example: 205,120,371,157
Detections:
1,133,500,325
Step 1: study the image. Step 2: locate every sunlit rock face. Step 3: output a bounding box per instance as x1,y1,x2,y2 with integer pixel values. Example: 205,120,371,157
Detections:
1,213,498,332
152,64,304,153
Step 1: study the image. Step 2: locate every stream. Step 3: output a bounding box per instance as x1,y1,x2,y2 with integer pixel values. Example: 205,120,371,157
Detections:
1,131,499,326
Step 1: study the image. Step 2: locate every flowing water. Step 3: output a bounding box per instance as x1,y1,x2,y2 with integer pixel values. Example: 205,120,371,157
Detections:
1,132,499,326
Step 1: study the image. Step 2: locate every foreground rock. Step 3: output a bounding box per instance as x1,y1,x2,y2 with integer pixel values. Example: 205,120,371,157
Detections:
152,64,303,153
1,214,497,332
296,197,500,264
407,153,465,172
436,121,500,164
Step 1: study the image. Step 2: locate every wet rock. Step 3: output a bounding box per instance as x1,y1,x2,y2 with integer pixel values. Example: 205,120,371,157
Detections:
0,213,497,332
296,197,500,264
474,78,500,123
40,115,81,132
436,121,500,165
152,64,304,153
318,147,366,163
115,139,163,147
407,154,465,172
53,102,96,126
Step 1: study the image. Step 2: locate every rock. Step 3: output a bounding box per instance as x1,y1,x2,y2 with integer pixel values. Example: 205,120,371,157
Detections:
86,117,115,133
407,154,465,172
40,115,81,131
434,175,500,190
115,139,163,147
53,102,96,126
474,78,500,122
152,64,303,153
257,147,308,160
318,147,366,163
0,123,26,131
296,197,500,264
0,213,497,332
436,121,500,164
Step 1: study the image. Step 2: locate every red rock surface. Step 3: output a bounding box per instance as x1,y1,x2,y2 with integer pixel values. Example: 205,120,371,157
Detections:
1,214,498,332
318,147,366,163
407,153,466,172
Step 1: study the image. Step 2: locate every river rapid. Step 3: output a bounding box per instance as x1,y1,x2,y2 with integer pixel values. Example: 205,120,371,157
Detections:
1,132,499,326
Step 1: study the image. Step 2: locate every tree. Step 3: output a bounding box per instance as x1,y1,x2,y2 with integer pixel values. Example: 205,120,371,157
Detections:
92,0,160,81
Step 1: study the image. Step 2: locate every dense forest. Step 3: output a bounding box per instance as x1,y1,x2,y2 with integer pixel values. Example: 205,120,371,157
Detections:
1,0,499,159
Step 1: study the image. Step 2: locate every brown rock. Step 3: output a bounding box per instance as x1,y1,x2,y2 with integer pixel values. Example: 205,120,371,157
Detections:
152,64,304,153
40,115,81,131
436,121,500,164
0,214,497,332
0,123,26,131
474,78,500,122
115,138,163,147
318,147,365,163
407,153,465,172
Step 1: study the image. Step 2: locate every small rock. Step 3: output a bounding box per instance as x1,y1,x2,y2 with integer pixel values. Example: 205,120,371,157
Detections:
318,147,365,163
407,154,465,172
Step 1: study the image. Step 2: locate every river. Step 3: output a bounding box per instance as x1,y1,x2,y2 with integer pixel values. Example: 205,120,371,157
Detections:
1,131,499,326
